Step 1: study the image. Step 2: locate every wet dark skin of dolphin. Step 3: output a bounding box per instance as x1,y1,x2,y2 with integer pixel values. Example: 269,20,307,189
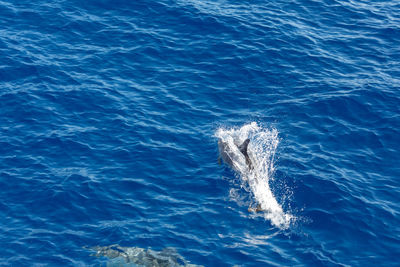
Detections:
218,138,263,213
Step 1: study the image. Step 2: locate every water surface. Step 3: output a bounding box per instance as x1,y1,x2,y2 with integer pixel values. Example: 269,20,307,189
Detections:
0,0,399,266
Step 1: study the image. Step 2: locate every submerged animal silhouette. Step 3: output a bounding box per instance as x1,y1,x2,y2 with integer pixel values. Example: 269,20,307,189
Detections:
89,245,202,267
218,138,263,213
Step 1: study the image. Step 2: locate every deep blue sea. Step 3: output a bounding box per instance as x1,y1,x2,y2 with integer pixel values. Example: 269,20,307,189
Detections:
1,0,399,266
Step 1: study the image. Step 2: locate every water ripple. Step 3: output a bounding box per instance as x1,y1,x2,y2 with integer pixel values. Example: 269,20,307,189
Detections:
1,0,399,266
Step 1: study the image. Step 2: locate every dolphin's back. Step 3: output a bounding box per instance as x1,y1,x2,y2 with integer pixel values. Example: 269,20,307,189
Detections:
218,139,234,167
218,138,253,171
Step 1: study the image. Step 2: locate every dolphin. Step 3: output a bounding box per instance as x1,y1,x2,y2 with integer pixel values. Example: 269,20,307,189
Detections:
218,138,263,213
218,138,253,171
89,244,203,267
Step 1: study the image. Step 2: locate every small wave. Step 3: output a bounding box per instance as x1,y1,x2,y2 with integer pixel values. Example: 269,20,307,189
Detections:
216,122,293,229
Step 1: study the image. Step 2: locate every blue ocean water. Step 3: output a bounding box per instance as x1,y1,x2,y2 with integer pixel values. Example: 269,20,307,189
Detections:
1,0,399,266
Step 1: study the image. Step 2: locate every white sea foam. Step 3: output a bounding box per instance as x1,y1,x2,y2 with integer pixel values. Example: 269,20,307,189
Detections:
216,122,293,229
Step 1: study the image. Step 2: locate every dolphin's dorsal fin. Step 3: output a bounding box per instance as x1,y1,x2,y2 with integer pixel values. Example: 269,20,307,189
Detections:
238,139,253,170
238,139,250,155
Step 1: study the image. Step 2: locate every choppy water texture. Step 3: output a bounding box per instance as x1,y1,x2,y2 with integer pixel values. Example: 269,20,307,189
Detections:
1,0,399,266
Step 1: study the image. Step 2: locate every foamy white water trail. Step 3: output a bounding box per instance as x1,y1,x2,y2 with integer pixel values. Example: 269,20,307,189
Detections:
216,122,293,229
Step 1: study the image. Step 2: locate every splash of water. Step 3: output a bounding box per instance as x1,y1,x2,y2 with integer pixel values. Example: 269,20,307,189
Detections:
216,122,293,229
